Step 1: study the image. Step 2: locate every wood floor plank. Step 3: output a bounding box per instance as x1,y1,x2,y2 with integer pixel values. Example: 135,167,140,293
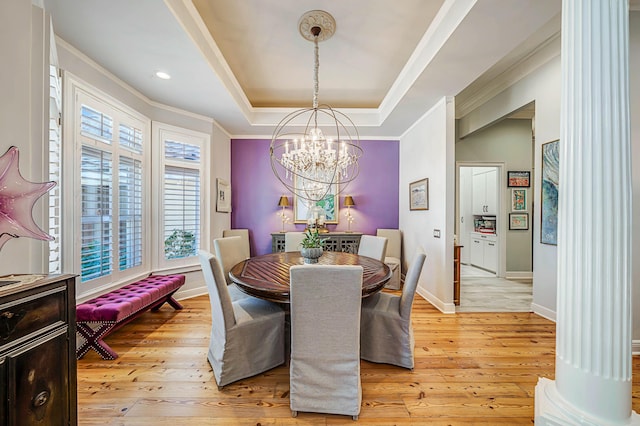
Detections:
76,293,640,424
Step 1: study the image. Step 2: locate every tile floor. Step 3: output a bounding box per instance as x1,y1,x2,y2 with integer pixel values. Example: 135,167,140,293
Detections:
457,264,533,312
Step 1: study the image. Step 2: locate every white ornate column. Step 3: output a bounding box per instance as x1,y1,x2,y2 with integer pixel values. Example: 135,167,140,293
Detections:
535,1,639,424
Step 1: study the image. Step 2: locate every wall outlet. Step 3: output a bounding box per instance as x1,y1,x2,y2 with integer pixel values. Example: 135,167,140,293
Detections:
433,229,441,238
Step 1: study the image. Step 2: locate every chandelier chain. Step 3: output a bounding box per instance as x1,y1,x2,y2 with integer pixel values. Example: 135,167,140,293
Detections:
313,34,319,110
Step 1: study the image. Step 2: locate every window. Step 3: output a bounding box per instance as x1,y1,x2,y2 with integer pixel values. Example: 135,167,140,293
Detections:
154,123,209,269
68,85,149,288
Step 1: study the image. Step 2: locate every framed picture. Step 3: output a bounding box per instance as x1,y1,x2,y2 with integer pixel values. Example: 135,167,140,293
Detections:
509,213,529,230
294,183,339,224
216,178,231,213
507,171,531,187
511,189,527,212
409,178,429,211
541,140,559,245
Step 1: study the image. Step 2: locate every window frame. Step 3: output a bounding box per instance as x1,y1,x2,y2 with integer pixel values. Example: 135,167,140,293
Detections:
63,75,151,296
152,122,210,271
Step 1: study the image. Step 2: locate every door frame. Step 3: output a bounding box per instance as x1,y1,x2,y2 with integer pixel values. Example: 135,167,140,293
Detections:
455,161,506,278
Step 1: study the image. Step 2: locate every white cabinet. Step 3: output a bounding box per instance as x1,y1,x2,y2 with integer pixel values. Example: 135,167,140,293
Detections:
472,168,497,215
470,237,483,266
483,238,497,272
469,232,497,273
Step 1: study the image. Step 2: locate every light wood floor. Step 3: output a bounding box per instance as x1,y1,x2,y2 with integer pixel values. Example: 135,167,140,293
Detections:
459,265,533,312
77,292,640,425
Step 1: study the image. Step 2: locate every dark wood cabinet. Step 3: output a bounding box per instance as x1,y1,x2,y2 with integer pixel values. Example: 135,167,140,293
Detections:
0,274,77,425
271,232,362,253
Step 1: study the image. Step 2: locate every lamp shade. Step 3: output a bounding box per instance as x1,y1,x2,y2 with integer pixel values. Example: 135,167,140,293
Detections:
278,196,290,207
344,195,355,207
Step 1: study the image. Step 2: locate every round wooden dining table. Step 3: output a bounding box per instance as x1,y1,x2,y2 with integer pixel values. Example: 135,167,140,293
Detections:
229,251,392,303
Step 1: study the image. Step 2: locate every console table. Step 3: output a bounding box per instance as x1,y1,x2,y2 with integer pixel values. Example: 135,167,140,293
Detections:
271,232,363,253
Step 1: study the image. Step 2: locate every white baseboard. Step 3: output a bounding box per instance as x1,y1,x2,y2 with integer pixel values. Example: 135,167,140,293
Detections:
532,305,640,355
416,286,456,314
531,303,556,322
505,271,533,280
175,286,207,301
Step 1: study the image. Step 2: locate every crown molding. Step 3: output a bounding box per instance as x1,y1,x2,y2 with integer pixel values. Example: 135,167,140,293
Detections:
455,31,560,119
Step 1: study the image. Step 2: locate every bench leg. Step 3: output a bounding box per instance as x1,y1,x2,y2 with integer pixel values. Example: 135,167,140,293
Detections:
76,321,119,360
150,292,183,312
166,296,183,310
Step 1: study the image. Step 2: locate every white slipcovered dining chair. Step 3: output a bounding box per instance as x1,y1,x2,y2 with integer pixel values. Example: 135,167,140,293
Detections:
289,265,363,420
376,229,402,289
198,250,285,388
360,248,426,369
284,231,305,252
213,236,250,301
222,228,250,259
357,234,388,262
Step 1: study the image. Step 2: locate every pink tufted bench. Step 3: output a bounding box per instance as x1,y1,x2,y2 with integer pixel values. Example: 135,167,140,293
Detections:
75,274,185,360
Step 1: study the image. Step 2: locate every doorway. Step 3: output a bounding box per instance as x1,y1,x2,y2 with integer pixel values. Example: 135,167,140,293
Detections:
457,164,501,277
455,107,535,312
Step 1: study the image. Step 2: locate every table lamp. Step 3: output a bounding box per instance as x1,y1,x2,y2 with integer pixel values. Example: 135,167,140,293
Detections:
344,195,355,232
277,195,290,232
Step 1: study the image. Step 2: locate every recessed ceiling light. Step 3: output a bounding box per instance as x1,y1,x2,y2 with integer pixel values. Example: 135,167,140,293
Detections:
155,71,171,80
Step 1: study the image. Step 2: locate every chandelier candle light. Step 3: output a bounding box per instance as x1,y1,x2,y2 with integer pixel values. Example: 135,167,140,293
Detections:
270,10,362,205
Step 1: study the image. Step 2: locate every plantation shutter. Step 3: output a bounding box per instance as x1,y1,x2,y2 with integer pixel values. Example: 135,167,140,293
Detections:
163,140,201,260
118,156,142,270
80,146,113,282
48,63,62,274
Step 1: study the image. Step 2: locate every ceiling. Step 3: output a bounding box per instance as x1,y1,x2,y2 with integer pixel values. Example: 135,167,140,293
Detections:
43,0,564,138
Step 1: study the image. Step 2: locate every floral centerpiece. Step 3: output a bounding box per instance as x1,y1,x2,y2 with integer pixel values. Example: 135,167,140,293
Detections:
300,228,326,264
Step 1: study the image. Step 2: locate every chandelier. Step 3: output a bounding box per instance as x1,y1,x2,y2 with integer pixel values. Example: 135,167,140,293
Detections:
270,10,362,203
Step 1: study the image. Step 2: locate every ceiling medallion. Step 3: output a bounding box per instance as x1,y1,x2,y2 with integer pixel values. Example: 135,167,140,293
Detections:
298,10,336,42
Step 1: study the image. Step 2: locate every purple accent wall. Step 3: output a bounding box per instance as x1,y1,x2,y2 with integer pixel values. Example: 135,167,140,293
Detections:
231,139,399,255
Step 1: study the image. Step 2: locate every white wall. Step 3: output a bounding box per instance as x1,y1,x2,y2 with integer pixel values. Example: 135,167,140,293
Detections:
400,97,456,313
457,53,561,320
0,2,52,274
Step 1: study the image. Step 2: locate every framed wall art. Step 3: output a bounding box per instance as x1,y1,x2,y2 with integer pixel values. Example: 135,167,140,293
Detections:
507,171,531,187
294,183,338,224
216,178,231,213
511,189,527,212
509,213,529,230
541,140,559,245
409,178,429,211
